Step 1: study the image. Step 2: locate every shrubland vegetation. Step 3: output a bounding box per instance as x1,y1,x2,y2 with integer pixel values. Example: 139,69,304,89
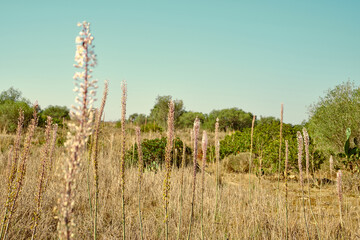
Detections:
0,22,359,239
0,87,70,132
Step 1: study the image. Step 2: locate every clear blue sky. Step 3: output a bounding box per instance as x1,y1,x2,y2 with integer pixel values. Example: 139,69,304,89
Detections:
1,1,359,124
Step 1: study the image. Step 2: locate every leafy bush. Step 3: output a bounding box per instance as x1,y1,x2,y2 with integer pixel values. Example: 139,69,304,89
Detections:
126,137,192,170
218,121,325,173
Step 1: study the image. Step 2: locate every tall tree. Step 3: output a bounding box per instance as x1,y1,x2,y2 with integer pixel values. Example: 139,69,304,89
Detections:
308,81,360,153
149,95,185,128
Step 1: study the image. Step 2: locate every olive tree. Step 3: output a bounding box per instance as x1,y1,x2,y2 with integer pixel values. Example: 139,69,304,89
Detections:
307,81,360,153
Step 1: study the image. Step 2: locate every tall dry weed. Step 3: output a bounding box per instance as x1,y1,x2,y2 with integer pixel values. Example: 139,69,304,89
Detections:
163,100,174,240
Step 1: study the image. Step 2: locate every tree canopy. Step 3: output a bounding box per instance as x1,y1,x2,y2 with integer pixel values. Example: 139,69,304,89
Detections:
178,111,206,129
149,95,185,128
0,87,33,132
204,108,253,131
307,81,360,153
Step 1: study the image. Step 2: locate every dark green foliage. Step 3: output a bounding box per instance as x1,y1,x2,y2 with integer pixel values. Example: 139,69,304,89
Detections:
39,105,70,127
126,137,191,170
343,128,360,172
178,111,206,129
203,108,253,131
218,121,325,173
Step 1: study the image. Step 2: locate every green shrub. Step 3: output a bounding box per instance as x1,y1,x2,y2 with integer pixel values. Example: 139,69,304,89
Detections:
126,137,191,170
218,121,325,173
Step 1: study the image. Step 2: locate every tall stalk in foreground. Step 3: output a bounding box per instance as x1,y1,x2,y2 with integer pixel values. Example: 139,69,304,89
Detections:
31,116,53,240
187,118,200,240
214,118,220,222
120,80,127,240
297,131,310,240
248,115,256,201
163,101,175,240
91,81,108,240
177,141,186,240
284,140,289,240
59,21,97,240
200,131,208,240
136,127,144,240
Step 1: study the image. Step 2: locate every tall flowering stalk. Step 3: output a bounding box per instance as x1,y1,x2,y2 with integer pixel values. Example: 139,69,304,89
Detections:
214,118,220,222
187,117,200,240
297,131,310,240
136,127,144,240
31,116,53,240
92,81,108,240
120,80,127,240
163,101,175,240
200,131,208,240
337,170,343,227
59,21,97,240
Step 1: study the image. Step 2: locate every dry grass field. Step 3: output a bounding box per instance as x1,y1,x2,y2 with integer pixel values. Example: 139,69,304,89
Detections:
0,125,359,239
